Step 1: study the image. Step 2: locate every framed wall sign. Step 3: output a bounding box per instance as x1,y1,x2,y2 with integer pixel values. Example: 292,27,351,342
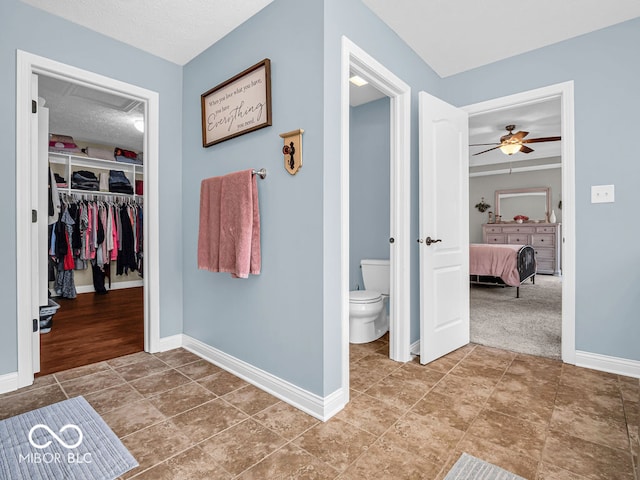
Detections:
201,59,272,147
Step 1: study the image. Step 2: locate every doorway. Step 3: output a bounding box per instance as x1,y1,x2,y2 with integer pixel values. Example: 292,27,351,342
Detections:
340,37,412,402
15,50,161,388
463,82,576,364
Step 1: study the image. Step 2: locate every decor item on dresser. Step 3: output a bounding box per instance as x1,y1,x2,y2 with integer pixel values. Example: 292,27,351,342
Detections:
201,58,272,147
470,244,536,298
482,222,561,275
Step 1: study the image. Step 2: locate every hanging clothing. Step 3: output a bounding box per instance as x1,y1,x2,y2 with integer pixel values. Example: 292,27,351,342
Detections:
117,203,138,275
53,206,77,299
49,194,143,297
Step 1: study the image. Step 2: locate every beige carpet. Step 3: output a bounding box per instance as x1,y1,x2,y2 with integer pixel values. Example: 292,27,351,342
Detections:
470,275,562,360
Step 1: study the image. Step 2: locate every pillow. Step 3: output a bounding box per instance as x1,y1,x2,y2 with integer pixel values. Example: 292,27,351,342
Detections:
49,133,76,144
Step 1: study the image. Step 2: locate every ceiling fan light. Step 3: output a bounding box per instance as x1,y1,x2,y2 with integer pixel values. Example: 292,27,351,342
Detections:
499,143,521,155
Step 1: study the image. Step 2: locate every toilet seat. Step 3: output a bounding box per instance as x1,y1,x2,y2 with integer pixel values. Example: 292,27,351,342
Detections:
349,290,382,304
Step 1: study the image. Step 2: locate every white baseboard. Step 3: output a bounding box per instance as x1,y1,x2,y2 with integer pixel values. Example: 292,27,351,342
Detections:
157,334,183,352
0,372,18,395
379,340,640,380
575,350,640,379
182,335,345,421
75,280,144,294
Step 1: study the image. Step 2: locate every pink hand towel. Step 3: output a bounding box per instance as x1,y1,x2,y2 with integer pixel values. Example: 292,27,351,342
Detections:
198,169,261,278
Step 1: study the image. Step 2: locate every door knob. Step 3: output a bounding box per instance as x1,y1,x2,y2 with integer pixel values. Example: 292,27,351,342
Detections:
425,236,442,246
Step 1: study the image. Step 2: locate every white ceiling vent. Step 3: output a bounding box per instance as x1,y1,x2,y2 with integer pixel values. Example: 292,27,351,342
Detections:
66,84,141,113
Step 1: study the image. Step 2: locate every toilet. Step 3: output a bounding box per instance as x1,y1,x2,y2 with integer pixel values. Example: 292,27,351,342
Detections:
349,259,390,344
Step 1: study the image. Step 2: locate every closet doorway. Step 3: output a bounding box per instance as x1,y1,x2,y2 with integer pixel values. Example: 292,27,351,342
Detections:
38,74,145,375
16,51,161,388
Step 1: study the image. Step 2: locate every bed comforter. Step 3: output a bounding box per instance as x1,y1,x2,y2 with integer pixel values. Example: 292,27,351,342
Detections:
469,243,525,287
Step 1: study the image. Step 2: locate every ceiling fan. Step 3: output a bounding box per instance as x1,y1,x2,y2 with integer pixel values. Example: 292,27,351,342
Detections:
470,125,561,156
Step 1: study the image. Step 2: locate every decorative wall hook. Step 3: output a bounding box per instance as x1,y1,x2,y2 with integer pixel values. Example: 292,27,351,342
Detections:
475,197,491,212
279,129,304,175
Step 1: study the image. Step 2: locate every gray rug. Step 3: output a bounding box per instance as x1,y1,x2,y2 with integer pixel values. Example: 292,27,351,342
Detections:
0,396,137,480
470,274,561,360
444,452,525,479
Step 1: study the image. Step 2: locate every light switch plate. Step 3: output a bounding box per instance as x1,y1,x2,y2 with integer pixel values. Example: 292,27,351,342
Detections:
591,184,615,203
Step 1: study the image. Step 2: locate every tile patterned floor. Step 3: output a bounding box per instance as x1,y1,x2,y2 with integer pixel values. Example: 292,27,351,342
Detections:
0,340,638,479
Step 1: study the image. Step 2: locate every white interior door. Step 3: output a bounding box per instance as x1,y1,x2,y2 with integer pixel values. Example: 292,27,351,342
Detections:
419,91,469,364
31,73,48,373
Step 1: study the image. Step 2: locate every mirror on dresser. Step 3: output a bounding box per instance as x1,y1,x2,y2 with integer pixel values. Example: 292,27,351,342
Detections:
485,186,560,275
495,187,551,222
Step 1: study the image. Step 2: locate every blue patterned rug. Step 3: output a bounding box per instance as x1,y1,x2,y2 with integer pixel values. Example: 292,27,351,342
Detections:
444,453,525,480
0,396,137,480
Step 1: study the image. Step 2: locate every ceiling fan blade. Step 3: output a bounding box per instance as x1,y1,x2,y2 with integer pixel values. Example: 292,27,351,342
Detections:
472,145,501,156
521,136,561,144
469,143,500,146
519,145,534,154
511,130,529,141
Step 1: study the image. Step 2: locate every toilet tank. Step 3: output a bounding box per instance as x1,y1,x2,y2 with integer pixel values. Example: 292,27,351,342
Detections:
361,259,390,295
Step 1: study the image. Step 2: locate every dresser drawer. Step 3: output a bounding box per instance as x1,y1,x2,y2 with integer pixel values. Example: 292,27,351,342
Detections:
486,235,506,244
484,226,503,234
533,248,553,260
507,234,530,244
531,234,554,247
502,226,535,234
536,226,557,234
536,260,554,274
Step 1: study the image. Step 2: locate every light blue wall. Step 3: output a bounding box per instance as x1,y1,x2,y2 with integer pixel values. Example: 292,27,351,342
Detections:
0,1,184,375
349,98,391,290
441,18,640,361
181,0,326,394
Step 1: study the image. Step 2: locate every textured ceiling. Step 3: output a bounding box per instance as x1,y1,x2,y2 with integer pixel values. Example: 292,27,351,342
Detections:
39,75,144,152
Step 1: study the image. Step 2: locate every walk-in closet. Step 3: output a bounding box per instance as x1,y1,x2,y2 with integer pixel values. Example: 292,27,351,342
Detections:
37,75,145,375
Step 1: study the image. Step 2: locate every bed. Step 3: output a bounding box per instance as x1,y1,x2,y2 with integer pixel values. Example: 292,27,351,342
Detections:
469,243,536,298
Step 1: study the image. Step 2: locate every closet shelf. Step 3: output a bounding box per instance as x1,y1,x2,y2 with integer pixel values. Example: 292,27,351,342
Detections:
49,152,142,199
64,189,139,198
49,152,143,175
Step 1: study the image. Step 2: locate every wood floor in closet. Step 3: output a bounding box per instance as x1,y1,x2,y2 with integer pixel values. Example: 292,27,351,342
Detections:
38,287,144,376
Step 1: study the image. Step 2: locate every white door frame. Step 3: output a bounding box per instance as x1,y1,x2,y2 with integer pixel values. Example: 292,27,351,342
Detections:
463,81,576,364
340,37,412,400
15,50,161,388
